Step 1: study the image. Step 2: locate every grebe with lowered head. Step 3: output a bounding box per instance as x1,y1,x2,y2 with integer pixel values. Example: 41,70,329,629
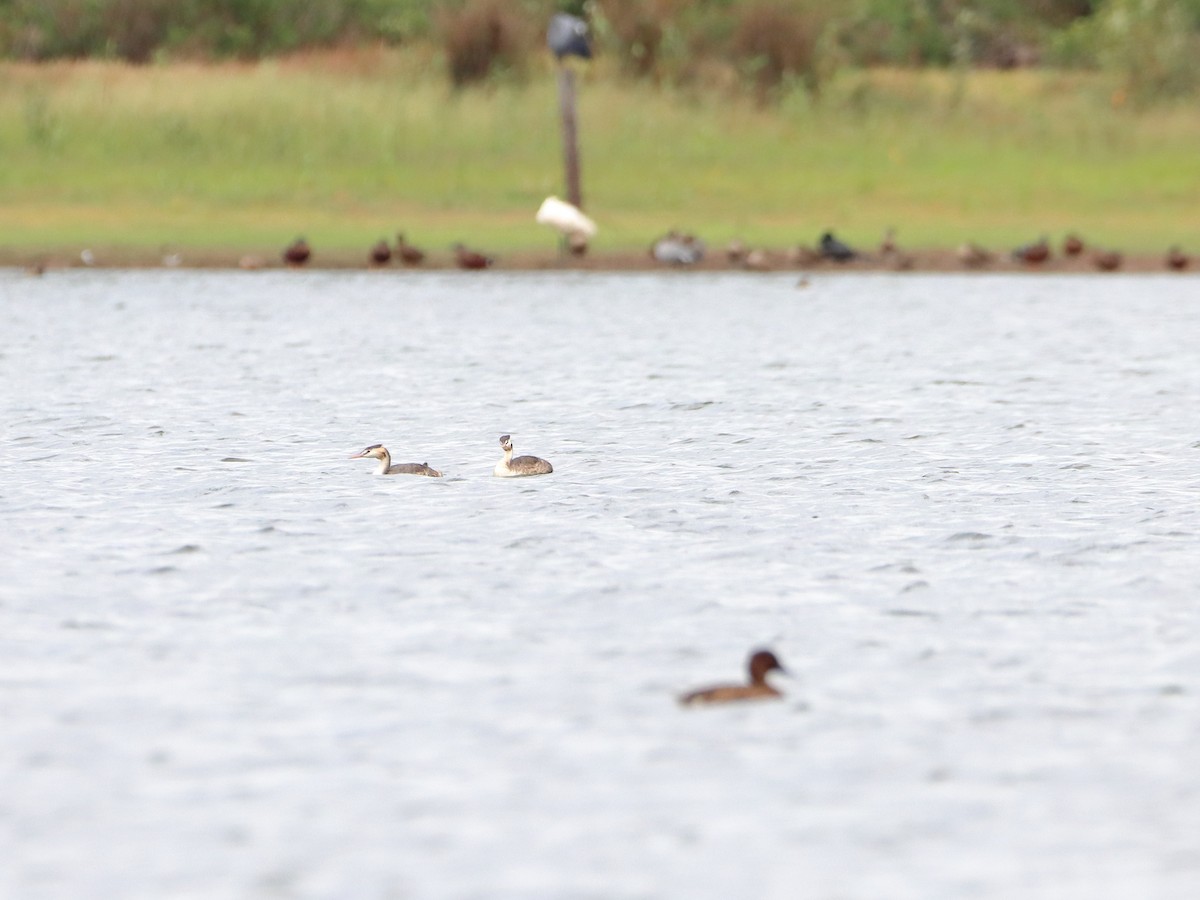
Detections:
493,434,553,477
678,649,788,706
350,444,442,477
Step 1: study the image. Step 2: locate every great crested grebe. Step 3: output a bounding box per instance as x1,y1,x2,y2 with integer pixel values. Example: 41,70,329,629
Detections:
493,434,553,477
350,444,442,477
678,649,788,706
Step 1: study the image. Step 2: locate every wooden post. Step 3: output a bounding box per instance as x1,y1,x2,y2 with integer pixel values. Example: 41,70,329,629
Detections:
557,64,582,210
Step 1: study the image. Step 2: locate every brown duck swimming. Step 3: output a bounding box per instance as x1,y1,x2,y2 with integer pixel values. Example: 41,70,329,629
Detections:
679,649,788,706
350,444,442,477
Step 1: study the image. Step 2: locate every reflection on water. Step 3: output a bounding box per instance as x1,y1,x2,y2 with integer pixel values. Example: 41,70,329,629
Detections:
2,269,1199,898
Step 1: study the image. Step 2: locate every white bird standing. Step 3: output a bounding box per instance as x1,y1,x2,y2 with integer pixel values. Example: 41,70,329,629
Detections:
536,196,597,241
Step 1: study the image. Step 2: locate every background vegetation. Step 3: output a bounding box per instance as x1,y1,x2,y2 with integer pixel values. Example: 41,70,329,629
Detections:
0,2,1197,260
3,1,1200,101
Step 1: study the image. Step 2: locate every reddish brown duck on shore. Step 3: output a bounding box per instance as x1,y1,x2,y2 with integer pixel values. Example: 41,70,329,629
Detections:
396,233,425,266
283,237,311,267
1012,236,1050,264
369,239,391,267
453,243,494,270
1166,246,1189,271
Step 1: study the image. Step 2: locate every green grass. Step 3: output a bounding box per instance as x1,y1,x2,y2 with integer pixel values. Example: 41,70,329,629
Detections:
1,52,1198,257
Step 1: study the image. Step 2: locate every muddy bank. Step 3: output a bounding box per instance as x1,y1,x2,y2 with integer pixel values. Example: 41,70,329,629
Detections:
4,245,1193,275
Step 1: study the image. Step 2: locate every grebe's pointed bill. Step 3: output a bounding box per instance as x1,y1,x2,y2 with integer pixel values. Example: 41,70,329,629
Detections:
350,444,383,459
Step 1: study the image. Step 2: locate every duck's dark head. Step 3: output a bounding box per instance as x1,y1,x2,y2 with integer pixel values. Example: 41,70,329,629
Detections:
748,649,786,683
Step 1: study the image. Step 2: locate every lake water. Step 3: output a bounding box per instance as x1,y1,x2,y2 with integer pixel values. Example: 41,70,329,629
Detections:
2,268,1198,899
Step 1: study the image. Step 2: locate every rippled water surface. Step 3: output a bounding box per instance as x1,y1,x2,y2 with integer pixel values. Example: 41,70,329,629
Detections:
2,269,1199,899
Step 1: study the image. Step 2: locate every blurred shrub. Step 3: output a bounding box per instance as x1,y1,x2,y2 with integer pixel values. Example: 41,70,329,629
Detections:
1,0,1199,105
839,0,1094,67
105,0,175,63
438,0,537,86
0,0,442,62
1059,0,1200,100
730,2,827,98
593,0,676,79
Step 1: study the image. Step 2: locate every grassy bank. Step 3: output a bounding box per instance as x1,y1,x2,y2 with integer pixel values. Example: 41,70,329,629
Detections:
1,50,1198,262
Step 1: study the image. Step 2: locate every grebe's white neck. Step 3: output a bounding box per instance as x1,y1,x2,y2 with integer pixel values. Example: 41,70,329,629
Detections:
494,444,514,476
374,447,392,474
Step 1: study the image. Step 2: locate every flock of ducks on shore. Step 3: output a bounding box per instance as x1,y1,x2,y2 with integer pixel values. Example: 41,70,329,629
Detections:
279,234,493,270
352,434,783,705
653,228,1192,273
28,230,1188,274
283,229,1195,273
351,434,553,479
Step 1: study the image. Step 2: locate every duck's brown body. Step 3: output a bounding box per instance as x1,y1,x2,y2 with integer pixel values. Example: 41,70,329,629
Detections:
454,243,494,270
396,233,425,266
679,682,783,705
679,649,787,706
369,239,392,266
283,237,311,267
1012,237,1050,264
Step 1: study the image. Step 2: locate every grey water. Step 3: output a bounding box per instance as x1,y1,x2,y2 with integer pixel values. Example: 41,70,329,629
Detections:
2,268,1199,899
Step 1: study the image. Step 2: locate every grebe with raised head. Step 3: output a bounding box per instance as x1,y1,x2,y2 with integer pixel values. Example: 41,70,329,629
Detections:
350,444,441,477
678,649,788,706
493,434,553,477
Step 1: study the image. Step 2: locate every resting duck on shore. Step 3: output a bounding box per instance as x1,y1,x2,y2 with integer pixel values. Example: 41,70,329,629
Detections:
651,231,705,266
453,243,494,270
957,241,993,268
283,237,311,267
1092,249,1122,272
369,239,391,266
819,231,857,262
1012,236,1050,264
396,233,425,266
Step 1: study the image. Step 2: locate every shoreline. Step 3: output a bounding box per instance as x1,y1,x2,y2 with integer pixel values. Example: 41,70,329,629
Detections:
6,246,1192,275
